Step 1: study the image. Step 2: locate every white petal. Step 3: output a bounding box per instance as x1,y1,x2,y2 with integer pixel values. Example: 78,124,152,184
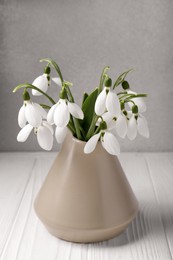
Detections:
32,74,49,96
106,89,121,117
52,77,62,87
47,103,59,124
127,115,137,140
127,90,146,113
37,126,53,151
101,112,114,124
95,88,107,115
18,105,27,128
17,124,33,142
84,133,100,154
68,102,84,119
42,121,54,135
137,116,149,138
33,103,47,119
101,132,120,156
25,102,42,127
116,113,127,138
55,126,67,143
54,100,70,127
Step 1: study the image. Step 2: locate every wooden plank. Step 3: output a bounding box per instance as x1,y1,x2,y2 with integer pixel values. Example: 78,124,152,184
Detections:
145,154,173,258
0,156,36,254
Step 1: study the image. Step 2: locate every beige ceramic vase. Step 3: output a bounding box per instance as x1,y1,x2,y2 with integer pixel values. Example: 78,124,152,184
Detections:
34,133,138,243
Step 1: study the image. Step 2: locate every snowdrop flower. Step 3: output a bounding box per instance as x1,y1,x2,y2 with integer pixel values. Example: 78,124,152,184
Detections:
97,111,128,139
18,91,47,128
17,120,54,151
127,106,149,140
32,74,50,96
84,121,120,156
47,89,84,128
95,78,121,117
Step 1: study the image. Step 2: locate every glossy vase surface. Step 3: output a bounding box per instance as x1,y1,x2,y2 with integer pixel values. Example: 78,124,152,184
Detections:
34,133,138,243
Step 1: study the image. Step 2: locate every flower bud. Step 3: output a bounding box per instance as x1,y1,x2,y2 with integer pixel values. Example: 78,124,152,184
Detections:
100,121,107,130
123,110,127,116
22,89,30,101
44,66,51,75
132,105,138,114
104,77,112,88
59,88,67,99
122,81,129,90
121,102,125,110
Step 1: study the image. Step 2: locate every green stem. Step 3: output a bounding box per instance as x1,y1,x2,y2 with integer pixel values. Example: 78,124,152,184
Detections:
86,114,99,140
40,58,64,84
79,126,86,139
65,85,74,102
94,126,101,135
125,100,136,105
67,121,76,135
40,104,51,109
119,93,134,100
124,94,147,102
73,118,82,140
117,91,128,96
65,85,82,140
13,84,56,105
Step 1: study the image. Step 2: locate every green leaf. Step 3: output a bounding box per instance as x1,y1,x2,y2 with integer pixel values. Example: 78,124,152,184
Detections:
113,69,134,88
98,66,110,94
82,92,88,105
81,88,98,134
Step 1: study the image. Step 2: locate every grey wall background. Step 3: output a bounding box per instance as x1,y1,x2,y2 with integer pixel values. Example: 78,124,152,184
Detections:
0,0,173,152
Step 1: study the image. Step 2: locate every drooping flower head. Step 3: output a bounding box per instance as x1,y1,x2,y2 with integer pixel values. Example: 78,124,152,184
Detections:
95,77,121,119
84,120,120,156
32,66,51,96
47,87,84,128
127,105,149,140
18,89,47,128
17,120,54,151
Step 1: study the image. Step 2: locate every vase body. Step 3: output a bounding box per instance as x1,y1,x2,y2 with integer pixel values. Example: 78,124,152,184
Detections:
34,133,138,243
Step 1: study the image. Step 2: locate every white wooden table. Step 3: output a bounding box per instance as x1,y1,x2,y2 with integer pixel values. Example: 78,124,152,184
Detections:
0,153,173,260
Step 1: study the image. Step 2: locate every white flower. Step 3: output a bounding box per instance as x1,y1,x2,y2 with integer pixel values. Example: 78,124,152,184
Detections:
96,111,127,139
127,113,149,140
52,77,62,87
47,99,84,128
18,101,47,128
95,87,121,117
84,131,120,156
17,121,53,151
84,120,120,156
32,74,49,96
127,90,146,113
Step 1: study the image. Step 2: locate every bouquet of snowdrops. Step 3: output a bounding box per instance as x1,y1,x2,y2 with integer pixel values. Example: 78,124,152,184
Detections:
13,59,149,155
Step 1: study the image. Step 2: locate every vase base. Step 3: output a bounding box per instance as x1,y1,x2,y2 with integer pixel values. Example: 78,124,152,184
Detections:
36,208,138,243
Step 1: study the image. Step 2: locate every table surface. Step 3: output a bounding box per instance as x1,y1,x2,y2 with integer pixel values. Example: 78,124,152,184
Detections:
0,152,173,260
